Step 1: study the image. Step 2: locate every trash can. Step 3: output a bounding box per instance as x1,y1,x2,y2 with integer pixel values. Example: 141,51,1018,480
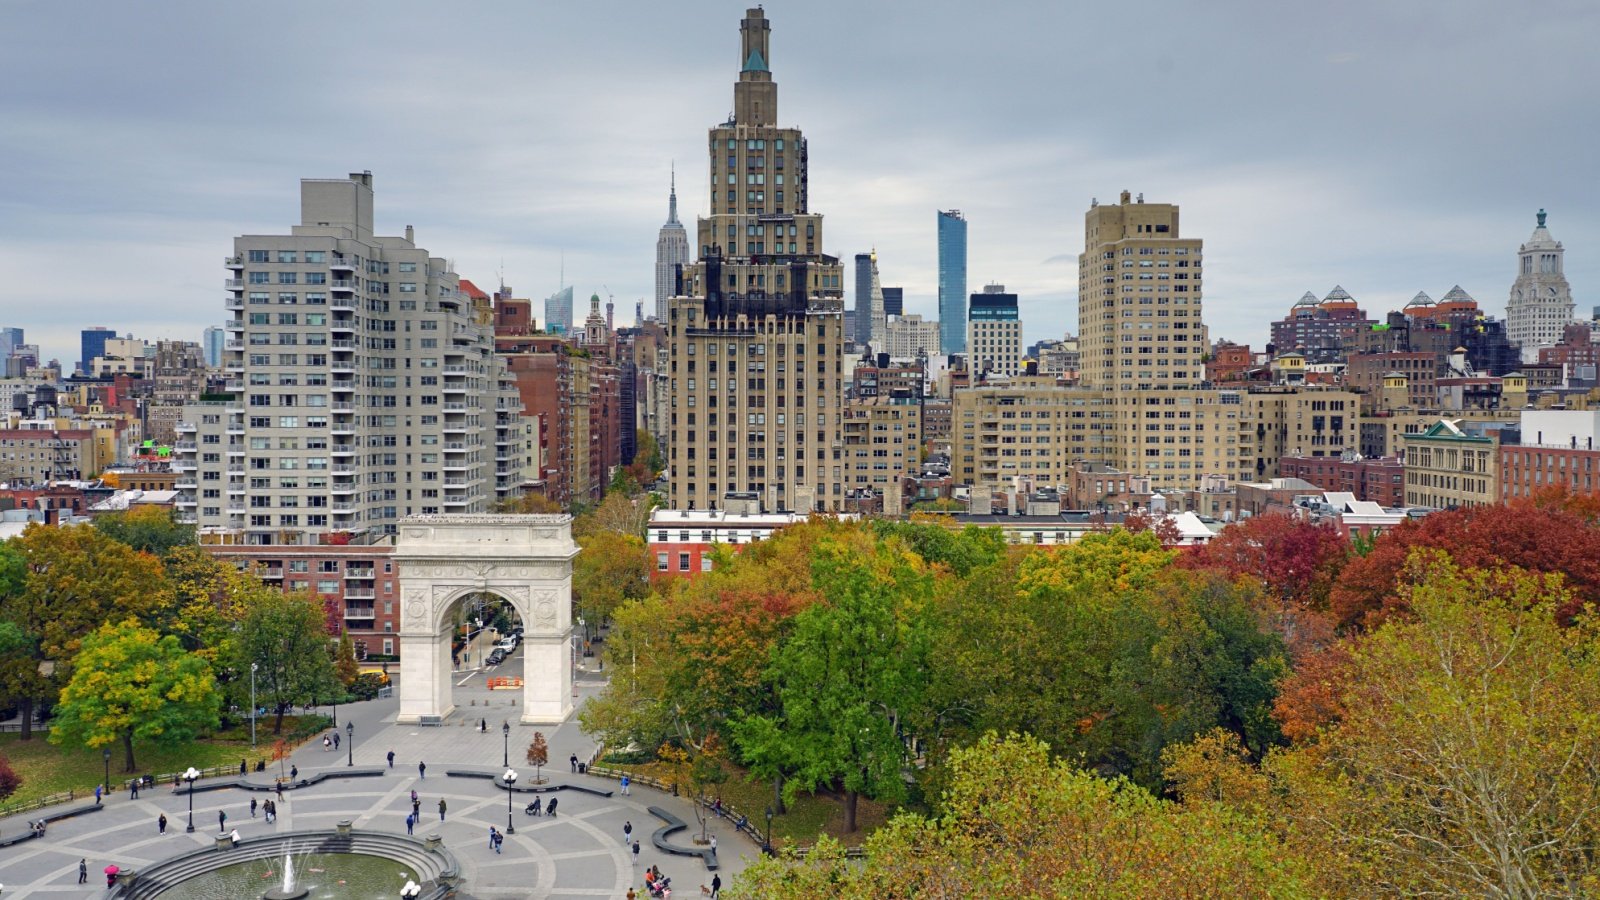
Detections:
577,763,587,774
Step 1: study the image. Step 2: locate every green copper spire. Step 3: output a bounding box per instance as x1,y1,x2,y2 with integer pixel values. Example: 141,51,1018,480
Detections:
743,47,767,72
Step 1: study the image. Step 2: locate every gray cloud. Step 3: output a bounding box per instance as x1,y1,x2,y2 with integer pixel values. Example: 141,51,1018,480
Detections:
1,0,1595,365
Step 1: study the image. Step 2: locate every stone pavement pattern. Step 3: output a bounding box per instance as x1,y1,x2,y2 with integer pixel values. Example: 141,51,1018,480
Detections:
0,649,752,898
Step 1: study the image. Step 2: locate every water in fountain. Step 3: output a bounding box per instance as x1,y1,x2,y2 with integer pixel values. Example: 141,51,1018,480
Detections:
162,853,419,900
282,853,297,894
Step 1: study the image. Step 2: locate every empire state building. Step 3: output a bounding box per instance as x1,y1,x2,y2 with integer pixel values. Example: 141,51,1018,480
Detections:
666,7,847,514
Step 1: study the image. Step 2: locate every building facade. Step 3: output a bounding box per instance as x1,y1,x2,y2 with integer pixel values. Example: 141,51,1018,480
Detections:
666,7,847,514
1403,419,1500,509
654,170,691,322
968,284,1021,377
937,210,968,356
176,172,525,545
885,313,941,360
1507,210,1574,361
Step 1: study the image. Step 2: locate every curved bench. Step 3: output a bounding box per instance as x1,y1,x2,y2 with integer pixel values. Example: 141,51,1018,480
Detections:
445,768,613,798
647,805,718,871
175,767,387,795
0,802,104,847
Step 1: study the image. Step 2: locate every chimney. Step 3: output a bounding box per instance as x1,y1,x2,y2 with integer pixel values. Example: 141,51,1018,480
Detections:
404,225,415,243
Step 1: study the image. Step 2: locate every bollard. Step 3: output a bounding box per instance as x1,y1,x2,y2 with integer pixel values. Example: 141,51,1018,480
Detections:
424,833,443,852
336,820,353,836
215,835,233,850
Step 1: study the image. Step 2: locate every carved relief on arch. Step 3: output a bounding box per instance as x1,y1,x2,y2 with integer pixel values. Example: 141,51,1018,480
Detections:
403,588,429,627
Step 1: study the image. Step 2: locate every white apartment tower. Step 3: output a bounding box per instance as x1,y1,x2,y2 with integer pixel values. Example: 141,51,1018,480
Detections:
176,172,527,545
654,168,691,322
1507,209,1574,362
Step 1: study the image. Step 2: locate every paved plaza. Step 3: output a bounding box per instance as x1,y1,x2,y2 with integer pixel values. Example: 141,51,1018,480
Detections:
0,649,754,898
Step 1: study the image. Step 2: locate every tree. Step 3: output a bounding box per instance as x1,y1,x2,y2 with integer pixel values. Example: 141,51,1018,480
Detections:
728,733,1315,899
526,732,549,782
1330,503,1600,628
733,533,933,832
334,633,360,689
0,755,20,802
1270,552,1600,896
493,492,564,514
48,619,220,772
575,489,656,539
233,589,338,734
92,505,195,558
571,531,651,626
1180,512,1348,655
0,524,171,739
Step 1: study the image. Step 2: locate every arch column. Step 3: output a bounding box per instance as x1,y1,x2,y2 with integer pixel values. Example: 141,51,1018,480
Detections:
394,515,579,725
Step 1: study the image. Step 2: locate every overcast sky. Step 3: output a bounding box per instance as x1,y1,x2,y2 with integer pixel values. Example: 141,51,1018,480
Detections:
2,0,1595,366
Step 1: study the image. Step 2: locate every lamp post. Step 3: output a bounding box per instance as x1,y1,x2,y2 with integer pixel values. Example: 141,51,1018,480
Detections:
764,805,774,853
331,694,338,728
503,768,517,835
183,767,201,832
345,721,353,767
501,721,510,768
249,663,258,749
102,748,111,799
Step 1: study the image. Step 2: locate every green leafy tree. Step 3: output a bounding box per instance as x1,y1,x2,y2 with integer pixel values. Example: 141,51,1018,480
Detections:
92,505,196,558
734,534,933,832
0,524,170,739
572,530,651,627
48,619,220,772
233,589,338,734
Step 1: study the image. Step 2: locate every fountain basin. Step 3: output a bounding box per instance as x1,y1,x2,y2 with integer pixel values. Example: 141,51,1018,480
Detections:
107,830,457,900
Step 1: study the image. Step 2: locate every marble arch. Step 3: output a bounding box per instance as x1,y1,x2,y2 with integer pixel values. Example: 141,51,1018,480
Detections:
393,514,578,724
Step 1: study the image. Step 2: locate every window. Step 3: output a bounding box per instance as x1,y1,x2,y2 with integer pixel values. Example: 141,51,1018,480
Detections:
678,552,691,571
278,272,298,284
656,552,669,571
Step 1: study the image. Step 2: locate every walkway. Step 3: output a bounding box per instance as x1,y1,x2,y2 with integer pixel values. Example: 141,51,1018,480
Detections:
0,652,752,898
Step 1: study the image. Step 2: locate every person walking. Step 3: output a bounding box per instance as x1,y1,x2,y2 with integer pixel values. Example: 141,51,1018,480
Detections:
276,782,285,802
218,809,227,833
158,813,168,834
94,784,102,805
418,762,426,780
487,825,497,851
405,813,414,835
546,797,557,817
623,820,632,845
438,798,446,822
130,779,140,799
569,753,578,773
333,731,341,750
250,798,258,818
711,873,722,898
412,798,421,818
323,735,331,752
631,840,640,866
530,796,541,816
479,718,486,733
78,859,87,884
387,749,395,768
620,774,630,796
493,829,503,853
290,765,298,781
710,834,717,856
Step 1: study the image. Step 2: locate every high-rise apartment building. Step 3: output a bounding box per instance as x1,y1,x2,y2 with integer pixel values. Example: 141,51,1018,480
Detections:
1507,209,1574,361
1078,191,1203,391
175,172,526,545
0,328,22,362
667,7,847,513
544,285,574,336
79,326,114,377
937,210,968,356
654,169,691,322
968,284,1021,376
854,252,873,345
885,313,940,360
202,326,226,368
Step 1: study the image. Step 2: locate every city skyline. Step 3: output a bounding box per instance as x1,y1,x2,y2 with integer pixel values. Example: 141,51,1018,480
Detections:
3,0,1595,365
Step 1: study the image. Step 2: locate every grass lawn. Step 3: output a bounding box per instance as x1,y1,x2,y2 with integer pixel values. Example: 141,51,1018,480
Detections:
601,758,892,848
0,715,329,810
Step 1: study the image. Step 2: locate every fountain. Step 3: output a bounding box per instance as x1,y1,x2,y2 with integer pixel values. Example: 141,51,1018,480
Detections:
261,852,307,900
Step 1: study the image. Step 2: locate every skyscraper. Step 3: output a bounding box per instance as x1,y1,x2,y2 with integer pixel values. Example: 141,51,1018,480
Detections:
968,284,1021,376
937,210,967,356
1507,209,1574,362
654,167,690,322
667,7,846,514
854,252,873,343
881,286,903,317
0,327,21,362
1077,191,1203,390
202,325,225,368
861,250,887,349
80,326,114,376
175,171,526,544
544,285,574,335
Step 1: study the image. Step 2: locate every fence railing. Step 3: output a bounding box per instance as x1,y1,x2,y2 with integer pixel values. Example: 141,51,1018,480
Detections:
0,758,269,822
584,752,774,851
0,722,52,734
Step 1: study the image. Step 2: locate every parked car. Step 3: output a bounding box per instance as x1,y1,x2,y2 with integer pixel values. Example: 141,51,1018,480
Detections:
487,649,507,666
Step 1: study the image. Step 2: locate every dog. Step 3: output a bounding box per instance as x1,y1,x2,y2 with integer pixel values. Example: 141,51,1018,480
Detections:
700,886,712,897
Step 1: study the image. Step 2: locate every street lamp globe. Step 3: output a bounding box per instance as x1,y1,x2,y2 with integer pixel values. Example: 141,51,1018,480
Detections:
502,768,518,835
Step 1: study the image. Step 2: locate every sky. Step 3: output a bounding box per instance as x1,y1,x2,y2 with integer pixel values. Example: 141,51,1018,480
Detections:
2,0,1596,367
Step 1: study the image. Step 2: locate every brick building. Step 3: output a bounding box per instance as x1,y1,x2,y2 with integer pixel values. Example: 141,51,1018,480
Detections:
1277,454,1405,507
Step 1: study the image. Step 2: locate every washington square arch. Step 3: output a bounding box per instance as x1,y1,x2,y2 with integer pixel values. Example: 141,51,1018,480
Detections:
393,514,578,725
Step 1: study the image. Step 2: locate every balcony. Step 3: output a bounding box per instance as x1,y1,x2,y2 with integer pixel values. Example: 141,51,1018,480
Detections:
331,502,359,514
225,339,244,350
258,567,284,580
331,423,358,436
224,279,243,290
175,478,197,489
330,256,356,270
343,605,376,621
331,403,355,413
225,256,244,269
331,339,358,350
330,379,356,391
331,444,357,456
226,296,244,310
343,588,376,601
330,279,355,291
330,297,357,309
330,482,359,495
